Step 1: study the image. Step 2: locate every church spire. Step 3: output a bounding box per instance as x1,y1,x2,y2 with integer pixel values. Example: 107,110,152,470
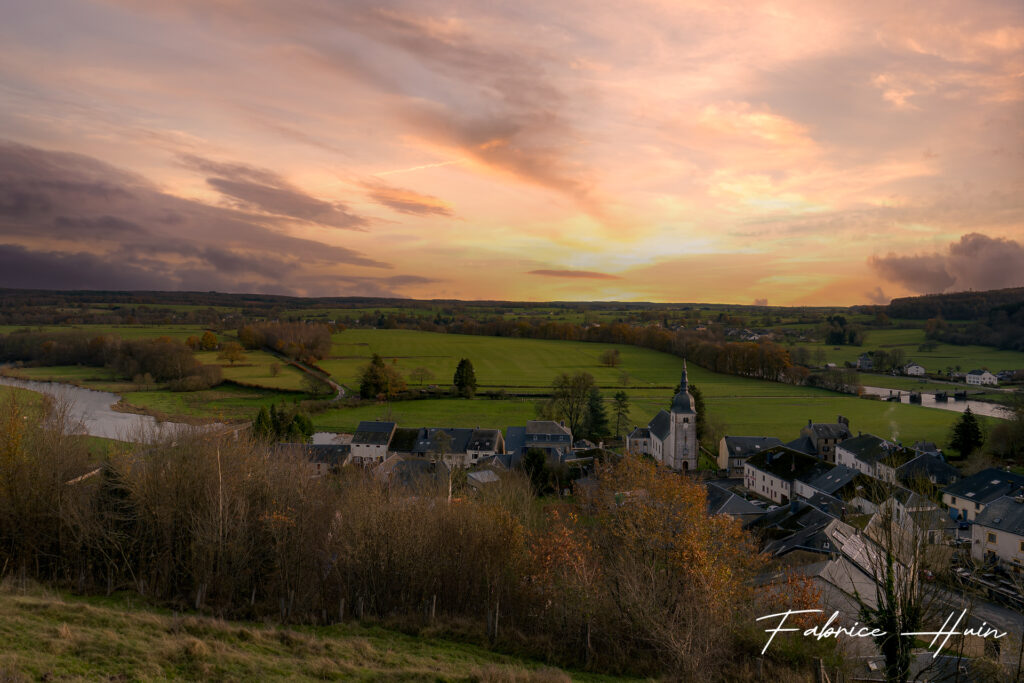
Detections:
680,359,688,391
671,359,694,413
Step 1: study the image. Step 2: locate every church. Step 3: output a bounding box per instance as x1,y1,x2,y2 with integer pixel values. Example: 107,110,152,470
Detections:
625,361,698,471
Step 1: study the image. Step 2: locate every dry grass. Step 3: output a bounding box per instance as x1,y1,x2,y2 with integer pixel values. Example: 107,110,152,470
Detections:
0,585,621,682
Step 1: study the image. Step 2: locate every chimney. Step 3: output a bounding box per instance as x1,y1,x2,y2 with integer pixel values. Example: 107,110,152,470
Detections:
808,418,812,428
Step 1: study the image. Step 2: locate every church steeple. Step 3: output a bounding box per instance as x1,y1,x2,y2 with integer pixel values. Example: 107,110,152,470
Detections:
671,360,694,413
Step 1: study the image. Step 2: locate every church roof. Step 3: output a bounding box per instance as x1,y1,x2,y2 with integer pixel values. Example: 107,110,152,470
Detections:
649,410,671,440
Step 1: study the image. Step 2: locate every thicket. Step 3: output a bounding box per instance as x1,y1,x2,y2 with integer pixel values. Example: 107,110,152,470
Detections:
237,322,331,360
0,393,826,680
0,331,221,389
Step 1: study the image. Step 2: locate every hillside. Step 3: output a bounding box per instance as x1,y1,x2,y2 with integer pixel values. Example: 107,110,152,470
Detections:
0,586,615,682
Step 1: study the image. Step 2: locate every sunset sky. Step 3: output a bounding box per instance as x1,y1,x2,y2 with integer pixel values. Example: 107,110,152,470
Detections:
1,0,1022,304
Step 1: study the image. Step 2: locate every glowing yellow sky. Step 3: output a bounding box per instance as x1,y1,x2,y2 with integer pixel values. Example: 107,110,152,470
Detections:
1,0,1022,303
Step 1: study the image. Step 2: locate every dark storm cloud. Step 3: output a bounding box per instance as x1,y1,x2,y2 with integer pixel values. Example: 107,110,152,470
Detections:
0,142,407,294
869,233,1024,294
178,154,368,230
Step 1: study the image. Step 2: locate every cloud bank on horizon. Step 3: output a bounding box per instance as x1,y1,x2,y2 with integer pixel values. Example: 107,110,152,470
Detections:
0,0,1021,303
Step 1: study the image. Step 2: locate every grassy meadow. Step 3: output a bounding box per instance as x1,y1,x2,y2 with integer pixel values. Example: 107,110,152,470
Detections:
794,326,1024,372
309,330,973,447
0,585,609,682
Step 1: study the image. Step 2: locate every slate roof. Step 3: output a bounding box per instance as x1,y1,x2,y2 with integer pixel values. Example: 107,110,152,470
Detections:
705,482,765,519
627,427,650,440
649,409,671,440
468,428,502,452
806,422,852,441
722,436,783,459
943,468,1024,505
968,369,989,376
276,443,350,465
785,434,818,456
805,465,860,495
836,433,910,466
974,495,1024,536
388,427,420,454
352,421,396,445
763,517,858,559
897,452,959,486
745,445,835,483
525,420,571,437
467,469,500,487
745,501,837,534
413,427,474,456
803,490,847,517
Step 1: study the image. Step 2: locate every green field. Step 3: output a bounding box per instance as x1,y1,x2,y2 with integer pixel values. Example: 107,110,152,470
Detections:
796,327,1024,373
194,350,307,391
309,330,973,447
121,385,315,422
0,324,214,341
0,586,611,681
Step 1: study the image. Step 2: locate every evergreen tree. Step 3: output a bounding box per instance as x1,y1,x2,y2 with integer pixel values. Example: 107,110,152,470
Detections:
584,386,608,441
522,447,549,495
612,390,631,439
950,406,984,458
453,358,477,398
359,353,406,398
690,384,707,442
253,405,272,439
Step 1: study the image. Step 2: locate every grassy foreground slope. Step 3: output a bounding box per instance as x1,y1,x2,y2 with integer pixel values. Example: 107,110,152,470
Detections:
0,587,616,682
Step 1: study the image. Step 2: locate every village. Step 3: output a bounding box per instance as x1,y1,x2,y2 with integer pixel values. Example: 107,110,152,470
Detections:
286,358,1024,664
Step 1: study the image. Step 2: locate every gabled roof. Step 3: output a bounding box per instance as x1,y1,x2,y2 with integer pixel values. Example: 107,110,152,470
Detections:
722,436,783,459
649,409,671,441
352,421,396,445
942,467,1024,504
388,427,420,453
967,369,991,375
806,465,860,495
525,420,571,437
627,426,651,440
897,452,959,486
785,434,817,456
413,427,474,456
806,422,852,441
705,482,764,518
745,445,834,483
276,443,350,465
974,495,1024,536
468,428,502,452
836,433,906,465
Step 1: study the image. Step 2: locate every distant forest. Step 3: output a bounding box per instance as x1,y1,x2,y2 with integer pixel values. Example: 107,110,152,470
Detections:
885,288,1024,351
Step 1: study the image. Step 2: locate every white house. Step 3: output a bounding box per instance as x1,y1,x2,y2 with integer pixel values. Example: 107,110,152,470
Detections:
971,495,1024,570
942,468,1024,522
350,421,396,465
744,446,834,505
903,362,926,376
966,369,998,386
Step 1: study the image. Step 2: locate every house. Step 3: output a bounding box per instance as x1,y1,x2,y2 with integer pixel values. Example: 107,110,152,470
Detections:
866,489,956,553
833,433,922,484
466,428,505,463
895,452,959,488
717,436,783,477
275,443,351,476
744,446,835,505
410,427,475,467
942,468,1024,522
624,362,699,471
965,369,998,386
971,494,1024,570
856,354,874,371
705,481,766,525
504,420,573,467
350,421,396,465
903,362,926,376
800,417,852,463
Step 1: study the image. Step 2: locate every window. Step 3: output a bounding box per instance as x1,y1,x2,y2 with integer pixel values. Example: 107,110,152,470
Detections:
1020,540,1024,553
988,532,997,544
950,496,957,505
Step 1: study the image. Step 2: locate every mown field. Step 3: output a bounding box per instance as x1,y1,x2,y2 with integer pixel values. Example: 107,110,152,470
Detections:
310,330,974,447
0,586,610,682
795,327,1024,372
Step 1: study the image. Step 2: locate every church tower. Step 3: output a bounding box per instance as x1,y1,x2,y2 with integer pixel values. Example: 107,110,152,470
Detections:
669,360,698,471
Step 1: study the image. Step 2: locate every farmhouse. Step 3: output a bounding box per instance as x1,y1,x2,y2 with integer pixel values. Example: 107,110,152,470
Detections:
717,436,783,477
856,354,874,370
350,421,396,465
744,446,834,504
942,468,1024,522
971,495,1024,569
903,361,926,376
624,362,699,472
966,369,998,386
504,420,573,466
799,416,852,462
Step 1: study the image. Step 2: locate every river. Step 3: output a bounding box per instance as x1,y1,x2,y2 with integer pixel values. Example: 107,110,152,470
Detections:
860,385,1014,420
0,376,223,442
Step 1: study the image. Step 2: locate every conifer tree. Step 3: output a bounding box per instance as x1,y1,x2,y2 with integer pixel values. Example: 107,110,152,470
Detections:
950,406,984,458
453,358,477,398
585,387,608,440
